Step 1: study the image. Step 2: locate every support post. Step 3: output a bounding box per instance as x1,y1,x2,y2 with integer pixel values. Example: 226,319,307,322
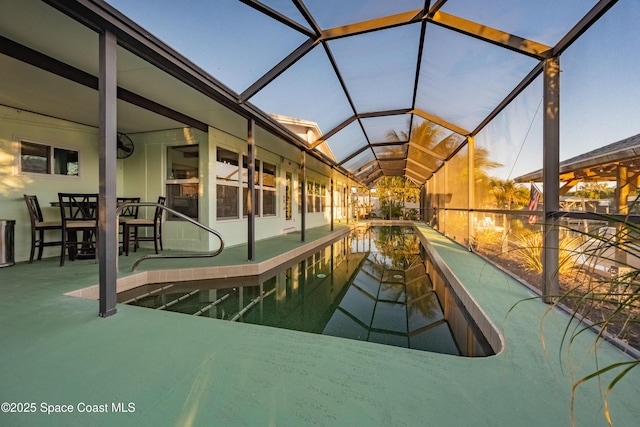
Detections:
615,165,629,263
345,186,349,224
98,29,118,318
542,56,560,303
467,136,475,249
248,119,256,261
330,168,334,231
301,151,306,242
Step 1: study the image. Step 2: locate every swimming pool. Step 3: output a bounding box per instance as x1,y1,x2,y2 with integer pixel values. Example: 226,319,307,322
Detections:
118,226,493,356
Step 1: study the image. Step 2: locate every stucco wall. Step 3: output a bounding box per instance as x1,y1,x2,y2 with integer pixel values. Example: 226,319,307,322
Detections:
0,106,104,262
0,105,353,262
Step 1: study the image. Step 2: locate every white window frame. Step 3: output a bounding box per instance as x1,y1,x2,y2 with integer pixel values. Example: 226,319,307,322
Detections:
18,138,80,178
165,144,200,221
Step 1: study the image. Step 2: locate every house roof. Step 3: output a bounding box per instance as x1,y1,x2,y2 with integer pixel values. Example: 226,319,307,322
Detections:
0,0,619,187
514,133,640,183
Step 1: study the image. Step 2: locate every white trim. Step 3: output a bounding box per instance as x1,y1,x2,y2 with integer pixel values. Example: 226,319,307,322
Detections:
16,136,81,179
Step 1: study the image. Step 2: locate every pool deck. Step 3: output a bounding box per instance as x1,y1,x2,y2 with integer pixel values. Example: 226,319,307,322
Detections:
1,221,639,426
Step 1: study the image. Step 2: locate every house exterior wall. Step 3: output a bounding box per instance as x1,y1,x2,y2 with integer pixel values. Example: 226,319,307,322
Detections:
0,106,105,261
126,128,208,252
0,105,351,262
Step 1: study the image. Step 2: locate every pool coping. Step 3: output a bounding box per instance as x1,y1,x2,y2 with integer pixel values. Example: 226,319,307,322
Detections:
65,225,355,300
413,224,506,354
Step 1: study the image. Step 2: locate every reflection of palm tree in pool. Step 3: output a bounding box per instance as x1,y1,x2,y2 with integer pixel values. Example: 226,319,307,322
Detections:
375,227,420,269
378,281,404,302
371,227,441,318
406,277,440,320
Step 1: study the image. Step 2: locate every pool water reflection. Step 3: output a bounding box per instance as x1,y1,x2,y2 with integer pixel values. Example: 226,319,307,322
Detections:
119,226,493,357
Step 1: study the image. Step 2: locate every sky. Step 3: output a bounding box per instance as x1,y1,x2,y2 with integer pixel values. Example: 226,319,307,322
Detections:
105,0,640,182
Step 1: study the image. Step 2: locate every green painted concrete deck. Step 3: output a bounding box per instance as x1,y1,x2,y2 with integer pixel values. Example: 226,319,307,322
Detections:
1,222,638,426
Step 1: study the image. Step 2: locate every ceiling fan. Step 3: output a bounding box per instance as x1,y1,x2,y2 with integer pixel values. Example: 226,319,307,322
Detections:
116,133,134,159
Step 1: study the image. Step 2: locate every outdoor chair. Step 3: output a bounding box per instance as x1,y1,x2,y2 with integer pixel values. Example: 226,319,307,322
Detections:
123,196,165,256
116,197,140,249
58,193,99,266
23,194,63,262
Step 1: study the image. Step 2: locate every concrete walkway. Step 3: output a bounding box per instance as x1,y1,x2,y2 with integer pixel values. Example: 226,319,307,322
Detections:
0,222,638,426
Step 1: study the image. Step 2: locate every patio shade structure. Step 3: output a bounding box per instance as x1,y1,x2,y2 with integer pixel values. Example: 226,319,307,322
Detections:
0,0,621,315
515,133,640,197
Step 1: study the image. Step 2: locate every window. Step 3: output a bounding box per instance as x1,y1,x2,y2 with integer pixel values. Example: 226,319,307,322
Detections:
217,148,278,220
166,145,199,220
307,181,314,213
298,174,303,213
314,183,321,213
305,178,326,213
321,184,326,212
167,145,198,180
166,183,198,220
242,155,259,184
20,140,78,176
217,148,239,182
217,148,240,220
262,162,276,216
243,188,260,217
217,184,239,219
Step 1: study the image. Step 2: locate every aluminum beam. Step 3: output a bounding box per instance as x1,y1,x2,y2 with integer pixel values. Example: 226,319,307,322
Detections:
428,12,551,59
411,109,470,136
542,56,560,303
408,142,447,161
247,119,256,261
321,10,423,40
240,38,318,101
301,151,306,242
98,29,118,318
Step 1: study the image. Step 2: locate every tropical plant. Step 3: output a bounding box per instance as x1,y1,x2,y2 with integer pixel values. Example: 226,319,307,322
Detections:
379,198,404,219
572,182,615,199
511,230,582,275
513,214,640,426
374,226,420,269
375,176,419,218
471,226,503,252
488,178,530,210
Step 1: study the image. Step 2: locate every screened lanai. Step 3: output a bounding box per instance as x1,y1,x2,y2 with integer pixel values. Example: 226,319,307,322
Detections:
96,0,635,301
2,0,640,319
100,0,610,187
3,4,640,426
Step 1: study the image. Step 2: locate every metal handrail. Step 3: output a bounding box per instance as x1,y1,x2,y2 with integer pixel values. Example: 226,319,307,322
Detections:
116,202,224,271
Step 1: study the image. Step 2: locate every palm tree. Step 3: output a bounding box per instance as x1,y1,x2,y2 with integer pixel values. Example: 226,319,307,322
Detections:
573,182,614,199
489,178,530,209
386,119,502,187
375,176,419,218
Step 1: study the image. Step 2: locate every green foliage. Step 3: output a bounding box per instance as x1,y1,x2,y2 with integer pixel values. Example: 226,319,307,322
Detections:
471,227,502,252
511,230,582,275
379,199,404,219
375,176,419,218
571,182,615,199
488,178,530,209
406,208,419,220
373,226,421,269
531,215,640,424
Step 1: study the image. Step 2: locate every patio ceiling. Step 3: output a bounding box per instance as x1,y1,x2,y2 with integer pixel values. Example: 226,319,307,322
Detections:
0,0,618,187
